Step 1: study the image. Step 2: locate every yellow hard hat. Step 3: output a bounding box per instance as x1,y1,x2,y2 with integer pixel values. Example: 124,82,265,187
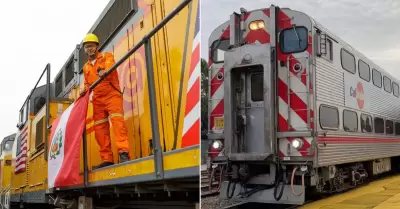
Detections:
83,33,99,45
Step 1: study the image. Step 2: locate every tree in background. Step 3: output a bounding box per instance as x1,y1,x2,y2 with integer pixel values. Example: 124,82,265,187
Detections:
201,58,208,135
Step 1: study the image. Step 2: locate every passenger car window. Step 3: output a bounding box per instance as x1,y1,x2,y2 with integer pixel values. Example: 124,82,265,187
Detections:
393,83,399,97
372,69,382,88
374,117,384,134
386,120,394,134
383,76,392,93
319,105,339,129
343,110,358,132
211,39,230,63
358,60,370,81
360,114,372,133
340,49,356,74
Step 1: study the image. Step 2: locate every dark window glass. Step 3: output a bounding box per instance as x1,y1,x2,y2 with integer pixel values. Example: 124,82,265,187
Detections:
341,48,356,74
319,105,339,129
360,114,373,133
393,83,399,97
251,73,263,102
386,120,394,135
343,110,358,132
374,117,384,134
395,122,400,135
358,60,370,81
280,27,308,54
372,69,382,88
384,76,392,93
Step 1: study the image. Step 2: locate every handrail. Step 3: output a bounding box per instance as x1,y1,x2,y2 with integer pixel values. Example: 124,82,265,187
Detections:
89,0,192,90
82,0,193,182
17,64,51,129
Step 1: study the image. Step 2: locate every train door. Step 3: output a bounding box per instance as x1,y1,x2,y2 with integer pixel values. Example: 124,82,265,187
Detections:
240,70,264,154
224,44,275,160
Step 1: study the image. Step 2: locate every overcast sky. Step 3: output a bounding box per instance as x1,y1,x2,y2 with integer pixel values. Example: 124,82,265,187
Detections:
0,0,109,139
201,0,400,76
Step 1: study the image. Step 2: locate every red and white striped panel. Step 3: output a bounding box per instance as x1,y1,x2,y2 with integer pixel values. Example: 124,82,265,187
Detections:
181,27,200,148
242,9,314,157
208,8,315,157
208,25,229,133
275,10,314,157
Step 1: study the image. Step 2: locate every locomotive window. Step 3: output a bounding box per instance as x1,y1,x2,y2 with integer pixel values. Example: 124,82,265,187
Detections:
374,117,384,134
372,69,382,88
393,83,399,97
280,26,308,54
251,72,263,102
386,120,394,135
358,60,370,82
343,110,358,132
211,39,230,63
340,48,356,74
319,105,339,130
361,114,373,133
395,122,400,135
383,76,392,93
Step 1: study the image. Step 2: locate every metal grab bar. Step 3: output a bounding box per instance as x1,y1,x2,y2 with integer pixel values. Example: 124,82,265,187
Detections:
82,0,193,183
89,0,192,91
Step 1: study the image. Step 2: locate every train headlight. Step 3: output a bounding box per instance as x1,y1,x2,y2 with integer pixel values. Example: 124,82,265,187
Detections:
291,138,304,149
249,20,265,30
212,140,223,150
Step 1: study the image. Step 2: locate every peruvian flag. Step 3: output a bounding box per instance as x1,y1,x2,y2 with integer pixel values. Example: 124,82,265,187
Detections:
48,92,90,188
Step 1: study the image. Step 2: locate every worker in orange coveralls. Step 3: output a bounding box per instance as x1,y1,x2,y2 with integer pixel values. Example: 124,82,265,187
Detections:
80,33,130,169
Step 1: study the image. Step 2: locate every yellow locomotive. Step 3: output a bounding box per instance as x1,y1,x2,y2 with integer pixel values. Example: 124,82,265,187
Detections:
4,0,200,208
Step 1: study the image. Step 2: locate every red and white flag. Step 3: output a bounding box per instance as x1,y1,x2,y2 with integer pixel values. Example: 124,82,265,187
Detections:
48,92,90,188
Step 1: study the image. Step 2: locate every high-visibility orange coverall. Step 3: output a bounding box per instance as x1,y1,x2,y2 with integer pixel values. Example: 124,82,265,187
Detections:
83,52,130,163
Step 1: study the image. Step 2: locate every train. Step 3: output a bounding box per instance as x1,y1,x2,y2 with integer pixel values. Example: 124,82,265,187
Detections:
0,0,200,208
206,4,400,205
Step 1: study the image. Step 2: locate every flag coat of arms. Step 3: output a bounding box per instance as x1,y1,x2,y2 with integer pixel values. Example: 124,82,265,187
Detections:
48,92,90,188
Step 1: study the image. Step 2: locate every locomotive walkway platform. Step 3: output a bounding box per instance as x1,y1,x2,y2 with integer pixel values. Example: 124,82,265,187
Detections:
300,174,400,209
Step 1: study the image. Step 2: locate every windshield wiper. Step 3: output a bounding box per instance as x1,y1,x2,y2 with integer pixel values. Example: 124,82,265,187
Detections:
292,25,301,48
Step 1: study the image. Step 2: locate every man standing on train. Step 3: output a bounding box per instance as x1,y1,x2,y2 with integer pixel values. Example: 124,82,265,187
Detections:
80,33,130,169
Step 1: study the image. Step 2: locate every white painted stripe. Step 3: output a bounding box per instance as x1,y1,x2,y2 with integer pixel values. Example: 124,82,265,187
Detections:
192,33,200,50
210,79,224,100
16,149,27,157
279,97,314,156
279,97,308,130
48,102,75,188
182,102,200,135
278,60,308,105
188,62,200,92
15,164,25,171
16,156,26,165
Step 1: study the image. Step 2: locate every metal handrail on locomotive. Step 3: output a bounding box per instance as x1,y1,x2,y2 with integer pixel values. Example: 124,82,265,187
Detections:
0,0,200,209
207,5,400,205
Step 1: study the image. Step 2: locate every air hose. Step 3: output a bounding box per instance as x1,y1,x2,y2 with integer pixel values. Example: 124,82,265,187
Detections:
273,165,286,201
226,179,237,199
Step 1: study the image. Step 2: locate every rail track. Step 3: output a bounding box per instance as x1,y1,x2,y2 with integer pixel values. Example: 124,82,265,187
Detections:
201,165,222,198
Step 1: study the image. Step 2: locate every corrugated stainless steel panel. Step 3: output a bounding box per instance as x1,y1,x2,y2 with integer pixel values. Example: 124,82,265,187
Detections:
315,58,344,107
317,142,400,166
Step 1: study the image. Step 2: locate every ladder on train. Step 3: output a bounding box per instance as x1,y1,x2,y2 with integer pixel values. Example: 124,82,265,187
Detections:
285,55,313,132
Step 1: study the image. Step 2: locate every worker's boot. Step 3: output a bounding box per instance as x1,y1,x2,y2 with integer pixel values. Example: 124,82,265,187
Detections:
92,161,114,170
119,152,129,163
